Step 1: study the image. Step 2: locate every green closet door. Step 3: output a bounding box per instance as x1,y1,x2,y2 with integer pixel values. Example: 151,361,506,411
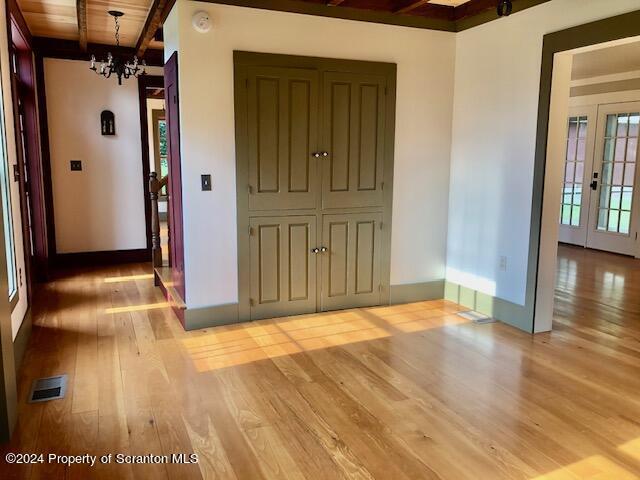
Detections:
322,72,386,209
247,66,319,211
320,212,382,311
250,216,318,320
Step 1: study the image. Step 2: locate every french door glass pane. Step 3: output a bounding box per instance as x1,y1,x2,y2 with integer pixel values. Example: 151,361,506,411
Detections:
560,115,587,226
597,113,639,233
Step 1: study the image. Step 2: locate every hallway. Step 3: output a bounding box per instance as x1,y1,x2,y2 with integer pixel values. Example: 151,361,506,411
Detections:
1,249,640,479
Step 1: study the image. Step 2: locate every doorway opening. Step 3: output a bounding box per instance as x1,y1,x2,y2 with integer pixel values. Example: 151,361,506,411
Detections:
555,39,640,335
532,11,640,333
139,75,168,267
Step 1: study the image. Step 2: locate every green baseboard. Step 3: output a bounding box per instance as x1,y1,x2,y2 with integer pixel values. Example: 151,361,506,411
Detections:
184,303,240,331
444,281,532,333
183,280,446,330
389,280,444,304
13,308,32,371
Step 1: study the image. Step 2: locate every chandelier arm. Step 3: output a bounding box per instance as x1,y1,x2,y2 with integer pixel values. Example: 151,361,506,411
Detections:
87,11,145,84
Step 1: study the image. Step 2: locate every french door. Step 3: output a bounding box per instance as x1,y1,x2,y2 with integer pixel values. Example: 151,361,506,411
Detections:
586,103,640,255
559,102,640,256
558,106,597,246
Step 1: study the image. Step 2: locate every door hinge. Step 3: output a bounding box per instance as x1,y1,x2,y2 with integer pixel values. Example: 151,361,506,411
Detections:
249,226,254,236
248,184,254,195
378,284,383,293
249,298,255,307
636,232,638,241
12,164,19,182
380,182,384,191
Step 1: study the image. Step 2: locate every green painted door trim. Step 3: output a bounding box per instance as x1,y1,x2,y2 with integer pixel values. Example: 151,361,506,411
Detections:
234,51,396,322
444,281,530,332
389,280,445,305
193,0,552,32
527,10,640,333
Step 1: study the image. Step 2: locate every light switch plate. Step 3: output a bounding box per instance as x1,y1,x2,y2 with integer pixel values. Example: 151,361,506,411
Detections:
201,174,212,191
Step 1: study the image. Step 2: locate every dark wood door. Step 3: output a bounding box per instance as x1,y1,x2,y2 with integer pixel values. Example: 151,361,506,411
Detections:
164,52,185,300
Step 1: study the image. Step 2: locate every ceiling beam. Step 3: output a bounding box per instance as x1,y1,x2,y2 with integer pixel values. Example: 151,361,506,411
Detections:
76,0,87,51
33,37,165,67
395,0,431,15
136,0,176,58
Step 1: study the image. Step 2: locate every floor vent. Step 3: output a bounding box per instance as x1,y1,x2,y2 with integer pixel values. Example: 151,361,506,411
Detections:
28,375,67,403
458,310,497,324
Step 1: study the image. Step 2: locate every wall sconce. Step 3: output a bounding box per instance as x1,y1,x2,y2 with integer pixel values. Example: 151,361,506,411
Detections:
101,110,115,135
497,0,513,17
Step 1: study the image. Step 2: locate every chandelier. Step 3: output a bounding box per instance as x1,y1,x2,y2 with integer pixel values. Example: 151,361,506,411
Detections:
89,11,146,85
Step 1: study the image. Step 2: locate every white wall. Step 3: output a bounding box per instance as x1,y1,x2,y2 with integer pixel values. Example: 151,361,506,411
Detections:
447,0,640,310
45,59,147,253
165,1,456,308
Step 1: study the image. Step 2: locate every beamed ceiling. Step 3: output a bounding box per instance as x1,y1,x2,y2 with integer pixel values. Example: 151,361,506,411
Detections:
14,0,551,59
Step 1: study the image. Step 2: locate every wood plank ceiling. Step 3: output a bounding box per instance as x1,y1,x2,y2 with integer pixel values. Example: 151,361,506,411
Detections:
14,0,547,56
16,0,163,48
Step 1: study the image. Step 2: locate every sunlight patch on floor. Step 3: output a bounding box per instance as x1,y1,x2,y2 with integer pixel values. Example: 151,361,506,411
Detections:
183,300,469,372
529,454,637,480
103,273,154,283
619,437,640,462
105,302,170,314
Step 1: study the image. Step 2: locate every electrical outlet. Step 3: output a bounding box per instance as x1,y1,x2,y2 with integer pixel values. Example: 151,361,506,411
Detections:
499,256,508,272
70,160,82,171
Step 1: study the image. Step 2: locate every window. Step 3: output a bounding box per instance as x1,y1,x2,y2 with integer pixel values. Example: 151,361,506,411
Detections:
560,116,587,226
596,113,639,234
0,71,18,299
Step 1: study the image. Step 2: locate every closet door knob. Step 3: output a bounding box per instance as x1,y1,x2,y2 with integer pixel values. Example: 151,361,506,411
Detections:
312,152,321,158
311,248,320,254
320,247,327,252
321,151,329,157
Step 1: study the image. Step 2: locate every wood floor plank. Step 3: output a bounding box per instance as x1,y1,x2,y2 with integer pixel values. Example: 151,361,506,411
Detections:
2,245,640,479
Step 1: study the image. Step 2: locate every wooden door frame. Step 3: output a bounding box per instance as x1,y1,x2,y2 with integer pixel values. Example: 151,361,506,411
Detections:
6,0,40,294
138,74,164,253
233,51,397,322
164,52,185,305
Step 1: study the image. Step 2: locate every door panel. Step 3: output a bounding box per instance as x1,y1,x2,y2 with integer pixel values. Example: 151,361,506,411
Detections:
587,103,640,256
164,52,185,300
247,66,319,210
250,216,317,320
558,106,597,246
321,213,382,311
322,72,385,209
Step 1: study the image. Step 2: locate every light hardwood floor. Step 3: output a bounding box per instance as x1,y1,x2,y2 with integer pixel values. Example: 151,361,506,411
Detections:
1,244,640,479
